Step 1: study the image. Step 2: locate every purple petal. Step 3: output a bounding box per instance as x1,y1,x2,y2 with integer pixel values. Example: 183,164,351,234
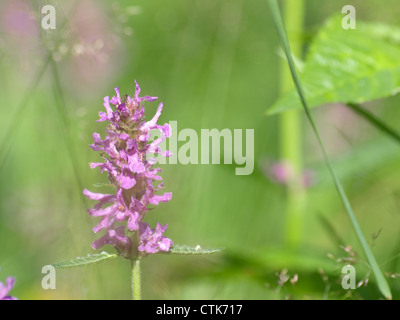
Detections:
0,277,16,300
127,211,140,231
110,87,122,105
97,111,109,122
117,170,136,189
134,80,141,103
140,102,164,132
158,237,173,252
103,96,113,118
83,189,116,203
148,192,172,205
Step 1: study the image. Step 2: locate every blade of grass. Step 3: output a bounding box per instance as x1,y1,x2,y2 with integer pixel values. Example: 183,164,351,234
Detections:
50,59,86,205
268,0,392,299
40,0,86,205
0,54,52,171
346,103,400,144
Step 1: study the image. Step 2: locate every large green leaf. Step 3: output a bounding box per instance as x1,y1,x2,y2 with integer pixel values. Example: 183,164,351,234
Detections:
267,15,400,115
52,252,118,269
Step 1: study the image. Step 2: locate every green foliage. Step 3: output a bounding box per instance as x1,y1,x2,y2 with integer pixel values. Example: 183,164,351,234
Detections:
2,0,400,300
53,252,118,269
267,15,400,115
268,0,392,299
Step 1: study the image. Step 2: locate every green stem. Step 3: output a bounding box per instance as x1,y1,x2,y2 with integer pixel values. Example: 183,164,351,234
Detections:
131,259,141,300
279,0,306,248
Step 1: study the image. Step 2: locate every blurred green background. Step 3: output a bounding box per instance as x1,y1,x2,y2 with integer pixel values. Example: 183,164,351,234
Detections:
1,0,400,299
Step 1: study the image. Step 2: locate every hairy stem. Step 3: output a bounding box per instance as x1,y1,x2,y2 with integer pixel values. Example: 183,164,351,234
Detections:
131,259,141,300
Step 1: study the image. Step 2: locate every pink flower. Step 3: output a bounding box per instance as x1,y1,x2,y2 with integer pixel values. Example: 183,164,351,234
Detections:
0,275,17,300
138,223,174,254
84,81,173,258
268,161,293,185
262,159,316,188
0,0,127,90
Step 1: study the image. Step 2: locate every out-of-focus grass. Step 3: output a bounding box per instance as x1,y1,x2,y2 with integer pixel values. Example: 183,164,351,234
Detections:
0,0,400,299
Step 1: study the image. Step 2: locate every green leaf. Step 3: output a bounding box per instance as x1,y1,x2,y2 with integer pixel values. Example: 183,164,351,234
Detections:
267,15,400,115
52,252,118,269
165,245,224,255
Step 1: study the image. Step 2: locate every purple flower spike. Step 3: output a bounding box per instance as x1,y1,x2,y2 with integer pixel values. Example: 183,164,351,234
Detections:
0,275,17,300
84,80,173,258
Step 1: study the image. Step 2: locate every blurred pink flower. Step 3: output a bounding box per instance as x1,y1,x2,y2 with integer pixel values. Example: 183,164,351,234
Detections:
313,103,371,157
261,159,316,188
0,274,17,300
0,1,39,38
301,169,316,188
0,0,133,91
62,0,124,91
267,161,293,185
0,0,41,68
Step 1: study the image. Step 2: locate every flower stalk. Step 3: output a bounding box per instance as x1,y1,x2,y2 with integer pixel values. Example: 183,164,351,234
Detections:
131,259,141,300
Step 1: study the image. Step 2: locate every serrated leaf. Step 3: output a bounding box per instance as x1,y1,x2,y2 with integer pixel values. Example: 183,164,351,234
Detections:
165,245,224,255
52,252,118,269
267,15,400,115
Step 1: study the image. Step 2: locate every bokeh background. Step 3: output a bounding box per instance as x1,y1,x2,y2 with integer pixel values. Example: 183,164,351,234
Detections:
1,0,400,300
